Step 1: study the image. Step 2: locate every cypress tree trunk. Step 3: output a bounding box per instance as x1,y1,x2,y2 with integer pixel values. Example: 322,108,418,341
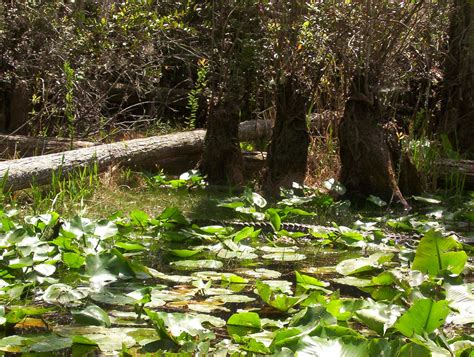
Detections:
263,77,310,197
200,93,244,186
339,75,410,208
440,0,474,156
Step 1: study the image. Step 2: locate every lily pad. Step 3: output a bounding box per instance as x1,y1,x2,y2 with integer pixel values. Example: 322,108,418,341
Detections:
171,259,223,270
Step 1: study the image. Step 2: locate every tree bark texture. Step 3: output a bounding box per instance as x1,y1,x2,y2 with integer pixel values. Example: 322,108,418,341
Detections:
0,120,271,192
440,0,474,156
338,75,410,208
0,79,31,135
436,158,474,188
200,97,244,186
263,77,310,197
0,135,96,158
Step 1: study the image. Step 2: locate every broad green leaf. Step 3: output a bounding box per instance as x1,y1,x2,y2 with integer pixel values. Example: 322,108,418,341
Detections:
325,299,365,321
232,226,260,243
85,249,136,288
367,195,387,207
33,263,56,276
355,301,404,335
256,281,303,312
171,259,223,270
248,192,267,208
90,291,136,306
72,304,111,327
94,220,118,239
296,272,330,293
8,256,34,269
115,242,146,251
169,249,202,258
336,253,393,276
130,210,150,227
0,335,28,353
262,252,306,261
145,309,211,341
54,326,136,352
293,335,369,356
367,338,404,357
266,208,281,231
239,268,282,279
412,196,441,204
290,306,336,328
227,312,261,337
28,334,72,353
0,306,5,326
398,342,430,357
62,252,85,269
157,207,188,225
394,299,450,337
42,284,88,306
412,230,468,276
445,283,474,325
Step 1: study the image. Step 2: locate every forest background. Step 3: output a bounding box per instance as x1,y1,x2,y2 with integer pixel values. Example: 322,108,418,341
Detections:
0,0,473,203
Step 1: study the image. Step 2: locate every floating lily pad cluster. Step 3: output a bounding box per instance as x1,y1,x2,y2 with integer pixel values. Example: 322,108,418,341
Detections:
0,189,472,355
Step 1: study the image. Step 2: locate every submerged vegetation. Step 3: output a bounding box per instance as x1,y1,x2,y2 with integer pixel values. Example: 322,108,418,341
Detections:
0,174,471,355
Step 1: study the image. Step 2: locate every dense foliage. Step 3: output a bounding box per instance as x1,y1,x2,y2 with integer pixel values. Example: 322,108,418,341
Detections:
0,180,472,355
0,1,450,140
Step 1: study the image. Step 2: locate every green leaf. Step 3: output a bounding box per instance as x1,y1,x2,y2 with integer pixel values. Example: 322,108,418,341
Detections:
28,334,73,353
171,259,223,270
355,301,404,335
227,312,261,337
169,249,201,258
256,281,303,312
262,252,306,261
8,256,34,269
62,252,85,269
293,335,369,356
295,272,331,293
367,195,387,207
33,263,56,276
72,304,111,327
130,210,150,226
445,283,474,325
412,196,441,204
85,249,136,287
42,284,88,305
394,299,450,337
398,342,431,357
412,230,468,276
157,207,188,225
266,208,281,231
248,192,267,208
115,242,146,251
145,309,211,343
336,253,393,276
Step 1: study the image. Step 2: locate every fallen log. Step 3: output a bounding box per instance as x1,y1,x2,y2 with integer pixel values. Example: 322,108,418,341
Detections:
0,120,273,192
0,134,96,159
436,159,474,188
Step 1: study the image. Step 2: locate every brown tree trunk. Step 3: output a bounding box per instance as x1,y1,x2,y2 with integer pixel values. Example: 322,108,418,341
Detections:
339,75,410,208
263,77,310,197
200,94,244,186
440,0,474,156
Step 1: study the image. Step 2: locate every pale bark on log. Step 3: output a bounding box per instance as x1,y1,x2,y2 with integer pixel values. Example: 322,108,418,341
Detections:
0,120,272,192
0,135,96,159
436,159,474,187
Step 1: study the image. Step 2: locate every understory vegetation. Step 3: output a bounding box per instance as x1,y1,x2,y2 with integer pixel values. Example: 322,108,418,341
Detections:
0,174,472,355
